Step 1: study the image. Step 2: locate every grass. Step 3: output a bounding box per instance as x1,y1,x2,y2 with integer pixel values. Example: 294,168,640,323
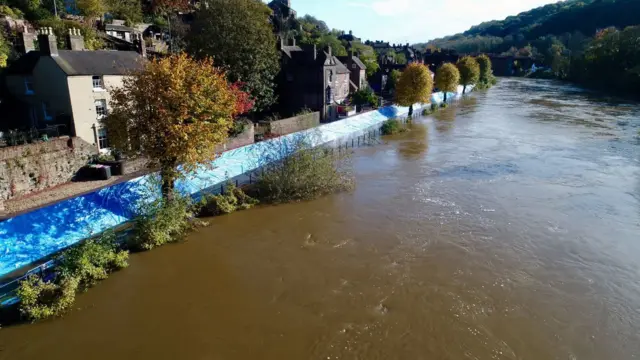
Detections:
380,118,406,135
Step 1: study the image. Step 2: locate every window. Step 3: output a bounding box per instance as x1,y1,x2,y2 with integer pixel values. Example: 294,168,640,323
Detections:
42,102,52,120
24,77,34,95
352,64,357,69
92,75,104,90
95,99,107,119
98,128,109,149
328,70,333,83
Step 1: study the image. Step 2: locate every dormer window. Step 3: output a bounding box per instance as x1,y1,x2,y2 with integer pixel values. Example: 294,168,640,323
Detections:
92,75,104,90
24,77,34,95
352,64,356,69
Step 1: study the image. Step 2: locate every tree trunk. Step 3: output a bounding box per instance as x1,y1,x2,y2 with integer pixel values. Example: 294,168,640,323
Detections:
408,104,413,117
463,85,467,94
444,92,448,102
160,162,177,201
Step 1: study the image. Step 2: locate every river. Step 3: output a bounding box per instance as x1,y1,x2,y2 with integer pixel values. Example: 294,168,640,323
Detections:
1,78,639,359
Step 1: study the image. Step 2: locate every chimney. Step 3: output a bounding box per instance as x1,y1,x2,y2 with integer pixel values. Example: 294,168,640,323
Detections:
327,46,332,59
291,37,296,47
133,33,147,58
20,26,36,53
68,28,85,51
349,49,354,60
38,27,58,56
278,35,285,49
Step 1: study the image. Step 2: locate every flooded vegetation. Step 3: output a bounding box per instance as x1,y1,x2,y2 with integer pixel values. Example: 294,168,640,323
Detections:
1,78,639,359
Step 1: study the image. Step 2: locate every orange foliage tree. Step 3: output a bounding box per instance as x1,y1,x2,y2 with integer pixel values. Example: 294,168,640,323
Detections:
103,53,252,198
394,63,434,117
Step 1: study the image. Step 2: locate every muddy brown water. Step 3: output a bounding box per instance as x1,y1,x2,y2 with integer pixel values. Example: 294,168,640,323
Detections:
1,79,640,360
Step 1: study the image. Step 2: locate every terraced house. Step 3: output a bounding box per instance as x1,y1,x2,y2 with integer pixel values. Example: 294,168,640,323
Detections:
3,28,145,152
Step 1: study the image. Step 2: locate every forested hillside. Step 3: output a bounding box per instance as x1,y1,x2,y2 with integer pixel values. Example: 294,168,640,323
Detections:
416,0,640,94
417,0,640,55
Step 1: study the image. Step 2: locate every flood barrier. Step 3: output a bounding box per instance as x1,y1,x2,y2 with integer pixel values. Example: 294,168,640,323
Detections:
0,86,470,285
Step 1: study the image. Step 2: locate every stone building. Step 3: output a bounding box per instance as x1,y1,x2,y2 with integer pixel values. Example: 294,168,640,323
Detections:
337,50,367,92
277,39,350,122
3,28,145,152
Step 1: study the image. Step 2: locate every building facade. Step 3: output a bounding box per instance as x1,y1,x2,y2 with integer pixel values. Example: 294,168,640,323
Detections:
3,28,144,152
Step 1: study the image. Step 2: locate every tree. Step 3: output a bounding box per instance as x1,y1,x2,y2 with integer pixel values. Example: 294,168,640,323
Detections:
105,0,143,25
385,69,401,93
187,0,279,113
103,53,251,198
476,54,493,83
350,42,379,78
394,52,407,65
456,55,480,93
76,0,105,18
435,63,460,102
394,63,434,117
0,28,10,68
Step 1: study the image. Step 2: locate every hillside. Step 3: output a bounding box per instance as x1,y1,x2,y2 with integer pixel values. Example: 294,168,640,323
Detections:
416,0,640,55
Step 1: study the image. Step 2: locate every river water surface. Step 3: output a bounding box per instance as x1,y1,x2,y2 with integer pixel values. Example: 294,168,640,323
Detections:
1,78,640,359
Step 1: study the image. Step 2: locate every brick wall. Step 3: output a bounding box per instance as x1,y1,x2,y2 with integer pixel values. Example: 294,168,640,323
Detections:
0,137,98,210
258,112,320,136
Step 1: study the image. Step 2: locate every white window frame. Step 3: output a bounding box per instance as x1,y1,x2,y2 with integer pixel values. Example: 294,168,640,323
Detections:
92,75,105,91
95,99,108,119
97,127,110,150
24,77,34,95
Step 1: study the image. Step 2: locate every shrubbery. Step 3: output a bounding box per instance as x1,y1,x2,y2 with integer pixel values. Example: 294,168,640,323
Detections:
249,139,354,203
17,275,79,322
131,196,195,251
197,183,258,217
17,231,128,322
380,118,406,135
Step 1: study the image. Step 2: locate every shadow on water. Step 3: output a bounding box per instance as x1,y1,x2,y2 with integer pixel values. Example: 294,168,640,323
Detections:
396,122,429,161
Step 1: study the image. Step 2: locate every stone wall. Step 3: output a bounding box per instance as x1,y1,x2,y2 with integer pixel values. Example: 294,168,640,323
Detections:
258,112,320,136
0,137,97,211
214,123,255,153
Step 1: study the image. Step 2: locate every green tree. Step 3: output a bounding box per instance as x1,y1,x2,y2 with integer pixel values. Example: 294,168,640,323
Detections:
394,52,407,65
105,0,143,25
187,0,280,113
37,19,105,49
76,0,105,18
103,53,251,198
435,63,460,102
385,69,401,93
394,63,434,117
0,28,10,68
476,54,493,83
456,55,480,93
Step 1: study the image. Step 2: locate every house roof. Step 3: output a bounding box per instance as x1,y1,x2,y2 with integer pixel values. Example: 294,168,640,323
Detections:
337,55,366,70
333,56,350,74
105,24,135,32
4,50,144,76
281,45,302,58
53,50,143,75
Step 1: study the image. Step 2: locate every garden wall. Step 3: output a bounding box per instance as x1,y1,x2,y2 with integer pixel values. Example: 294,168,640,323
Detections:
215,123,255,153
258,112,320,136
0,86,470,279
0,137,97,212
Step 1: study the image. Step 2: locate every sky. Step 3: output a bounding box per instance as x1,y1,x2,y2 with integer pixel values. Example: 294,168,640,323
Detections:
266,0,562,44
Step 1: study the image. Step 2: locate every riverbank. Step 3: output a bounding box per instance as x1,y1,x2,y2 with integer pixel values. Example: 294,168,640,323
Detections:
0,85,473,309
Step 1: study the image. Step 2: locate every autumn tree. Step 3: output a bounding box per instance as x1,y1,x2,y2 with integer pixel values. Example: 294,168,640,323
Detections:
435,63,460,102
394,63,433,117
456,56,480,93
476,54,493,84
103,53,252,198
187,0,279,113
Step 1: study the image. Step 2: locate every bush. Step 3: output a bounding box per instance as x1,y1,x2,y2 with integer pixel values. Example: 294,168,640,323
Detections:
440,103,448,108
196,183,258,217
56,231,129,291
350,87,379,107
249,139,354,203
430,103,438,111
380,118,405,135
131,196,195,250
17,275,79,322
